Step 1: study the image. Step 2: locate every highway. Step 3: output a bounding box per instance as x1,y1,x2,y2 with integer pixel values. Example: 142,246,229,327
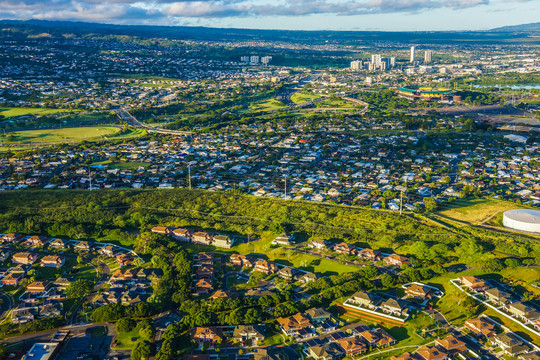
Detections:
114,108,192,136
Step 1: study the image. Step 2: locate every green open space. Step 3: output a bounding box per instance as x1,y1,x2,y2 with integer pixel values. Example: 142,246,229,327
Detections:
4,126,121,144
113,329,139,349
0,107,79,118
290,92,321,104
92,160,151,170
436,198,524,226
249,99,286,111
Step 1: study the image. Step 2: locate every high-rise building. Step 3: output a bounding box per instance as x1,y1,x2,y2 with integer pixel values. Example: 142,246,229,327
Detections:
240,56,249,63
250,56,260,64
350,60,362,71
261,56,272,65
390,57,396,68
410,46,415,63
424,50,433,64
371,54,381,68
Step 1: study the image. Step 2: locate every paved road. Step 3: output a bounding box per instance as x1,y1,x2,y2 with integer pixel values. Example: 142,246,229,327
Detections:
115,108,191,136
3,322,110,344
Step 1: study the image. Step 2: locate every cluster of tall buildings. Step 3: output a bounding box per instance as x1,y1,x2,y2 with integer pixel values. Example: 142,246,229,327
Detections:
351,47,433,72
240,55,272,65
350,55,396,72
410,46,433,64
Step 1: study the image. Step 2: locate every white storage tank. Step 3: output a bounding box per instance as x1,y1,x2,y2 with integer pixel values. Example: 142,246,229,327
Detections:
503,209,540,234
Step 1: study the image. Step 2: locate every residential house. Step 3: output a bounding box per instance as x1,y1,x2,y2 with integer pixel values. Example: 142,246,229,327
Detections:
507,302,540,322
416,345,447,360
151,226,171,235
305,307,332,323
383,254,412,267
485,287,513,305
358,328,396,348
334,242,356,255
464,317,496,338
99,245,118,257
11,306,35,324
27,281,51,293
53,277,74,291
213,234,233,249
232,325,265,346
192,232,213,246
194,278,213,294
172,228,191,242
254,260,279,275
0,249,10,262
309,239,328,251
518,352,540,360
49,238,69,249
381,298,409,317
191,327,223,347
299,272,317,285
459,276,489,292
2,272,23,286
12,252,38,265
40,255,65,268
74,241,92,252
489,333,530,357
277,267,297,281
24,235,49,248
116,253,135,267
358,248,382,261
1,233,23,244
253,349,280,360
196,266,214,278
230,254,255,267
405,284,433,300
209,290,234,300
272,233,294,246
194,252,213,265
435,335,467,354
349,291,379,309
308,344,343,360
276,313,312,335
336,337,368,356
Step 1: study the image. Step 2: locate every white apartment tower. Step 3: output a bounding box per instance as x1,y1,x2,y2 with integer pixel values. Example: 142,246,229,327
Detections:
410,46,415,63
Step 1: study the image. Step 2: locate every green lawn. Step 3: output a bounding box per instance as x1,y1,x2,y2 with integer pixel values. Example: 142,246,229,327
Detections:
92,160,151,170
4,126,122,144
0,107,79,118
113,329,140,349
290,92,321,104
249,99,286,111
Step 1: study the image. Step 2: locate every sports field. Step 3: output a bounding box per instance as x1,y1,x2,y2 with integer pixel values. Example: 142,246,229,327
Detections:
0,107,78,118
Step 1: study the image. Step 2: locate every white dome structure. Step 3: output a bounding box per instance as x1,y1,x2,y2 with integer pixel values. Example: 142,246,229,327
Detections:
503,209,540,234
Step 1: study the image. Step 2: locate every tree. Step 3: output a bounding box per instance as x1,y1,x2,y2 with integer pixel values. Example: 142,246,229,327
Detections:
116,317,137,333
66,279,93,299
131,340,155,360
423,197,437,212
504,258,520,268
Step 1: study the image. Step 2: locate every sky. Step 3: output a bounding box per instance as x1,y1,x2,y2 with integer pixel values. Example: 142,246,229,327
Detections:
0,0,538,31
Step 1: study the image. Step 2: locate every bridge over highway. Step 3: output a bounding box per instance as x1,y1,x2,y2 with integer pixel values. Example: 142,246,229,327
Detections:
115,108,192,136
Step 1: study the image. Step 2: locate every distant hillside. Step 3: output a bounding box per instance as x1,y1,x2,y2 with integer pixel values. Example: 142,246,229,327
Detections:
491,22,540,32
1,19,539,45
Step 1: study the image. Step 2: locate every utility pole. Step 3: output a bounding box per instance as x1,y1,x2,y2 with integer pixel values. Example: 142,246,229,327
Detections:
400,190,403,215
188,165,192,190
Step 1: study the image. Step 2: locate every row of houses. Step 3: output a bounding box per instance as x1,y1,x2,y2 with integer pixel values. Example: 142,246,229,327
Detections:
152,226,235,249
459,276,540,331
191,324,266,348
346,291,411,319
309,239,412,267
304,323,396,359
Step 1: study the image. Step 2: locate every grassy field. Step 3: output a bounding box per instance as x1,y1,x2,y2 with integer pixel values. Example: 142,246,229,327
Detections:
113,329,139,349
92,160,151,170
435,198,524,226
249,99,286,111
5,126,122,144
0,107,79,118
316,98,355,108
290,92,321,104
